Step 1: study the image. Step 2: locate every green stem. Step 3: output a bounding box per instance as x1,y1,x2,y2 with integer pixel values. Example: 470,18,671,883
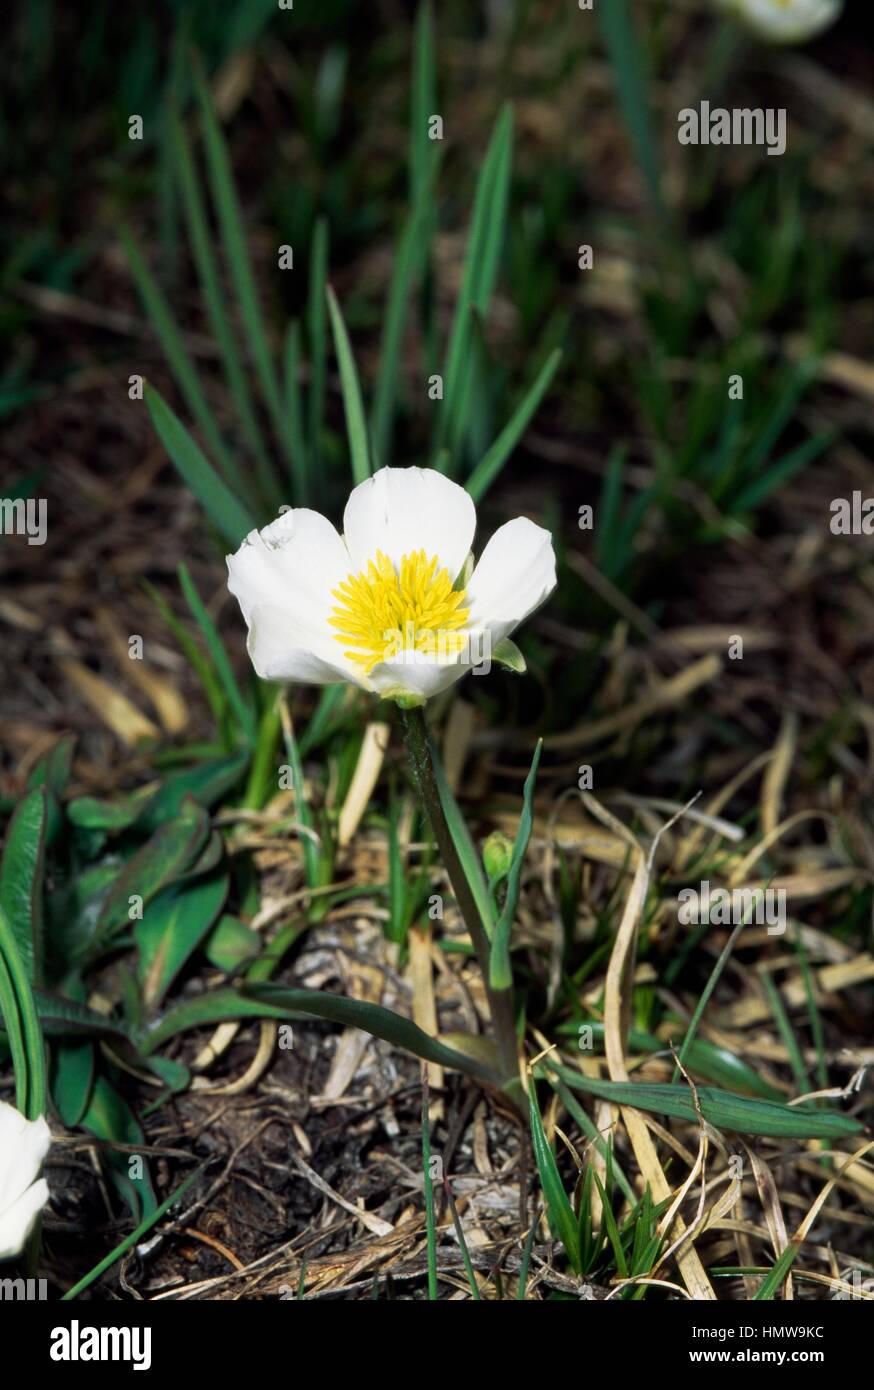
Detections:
399,705,519,1087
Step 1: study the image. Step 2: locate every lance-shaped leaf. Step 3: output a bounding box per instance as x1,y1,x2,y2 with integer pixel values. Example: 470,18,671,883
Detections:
136,869,229,1010
490,740,541,989
32,989,134,1042
529,1080,580,1272
81,1076,157,1221
93,797,210,949
0,786,47,981
140,984,501,1085
431,740,495,942
549,1065,864,1140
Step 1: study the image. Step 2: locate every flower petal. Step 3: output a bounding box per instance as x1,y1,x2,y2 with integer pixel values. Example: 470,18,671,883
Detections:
245,605,369,689
226,508,350,630
0,1103,50,1220
466,517,557,645
368,649,470,702
0,1178,49,1261
717,0,841,43
343,467,476,581
227,508,366,686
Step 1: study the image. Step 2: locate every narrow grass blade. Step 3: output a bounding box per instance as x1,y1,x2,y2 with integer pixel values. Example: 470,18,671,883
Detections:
178,562,257,744
421,1073,438,1300
793,926,828,1090
192,57,292,473
590,1167,628,1279
762,970,811,1097
143,578,230,730
444,1179,481,1298
327,284,371,485
548,1074,637,1206
438,104,513,466
731,430,834,514
672,919,745,1082
529,1081,580,1272
144,385,256,547
280,711,320,889
753,1241,802,1302
167,103,279,510
597,0,663,218
467,349,561,502
734,362,815,488
516,1212,539,1299
550,1065,863,1139
283,319,309,502
142,984,502,1083
307,218,329,483
121,224,238,486
61,1160,209,1300
490,740,541,989
409,1,437,206
430,740,495,942
370,184,438,468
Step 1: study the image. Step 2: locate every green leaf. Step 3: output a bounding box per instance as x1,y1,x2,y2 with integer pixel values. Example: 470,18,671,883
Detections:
32,989,133,1042
136,869,229,1010
732,430,834,514
597,0,663,218
142,1054,191,1094
466,348,562,502
178,563,257,744
753,1242,802,1302
61,1159,208,1301
529,1081,580,1272
439,104,513,464
80,1076,156,1222
191,57,292,473
490,740,541,989
167,102,278,510
281,715,321,890
121,225,239,487
283,320,310,502
307,218,329,477
409,1,437,206
25,734,75,845
371,161,441,468
387,785,408,947
144,384,256,547
68,787,158,832
203,914,260,974
0,787,47,982
93,798,210,950
491,637,527,674
430,740,495,943
143,580,230,728
140,984,500,1084
550,1065,864,1140
141,753,249,831
0,949,26,1113
326,285,371,485
557,1021,784,1102
51,1040,95,1127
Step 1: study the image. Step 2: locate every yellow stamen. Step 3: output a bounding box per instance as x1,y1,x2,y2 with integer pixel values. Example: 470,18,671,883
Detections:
329,549,469,674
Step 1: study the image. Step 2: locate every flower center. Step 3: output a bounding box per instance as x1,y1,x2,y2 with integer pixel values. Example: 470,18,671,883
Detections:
329,549,469,674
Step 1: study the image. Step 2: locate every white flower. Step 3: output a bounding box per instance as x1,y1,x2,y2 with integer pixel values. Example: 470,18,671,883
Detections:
227,467,557,704
716,0,842,43
0,1102,50,1260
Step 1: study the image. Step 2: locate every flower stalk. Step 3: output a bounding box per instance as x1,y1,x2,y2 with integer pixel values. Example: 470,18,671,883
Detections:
399,705,520,1088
